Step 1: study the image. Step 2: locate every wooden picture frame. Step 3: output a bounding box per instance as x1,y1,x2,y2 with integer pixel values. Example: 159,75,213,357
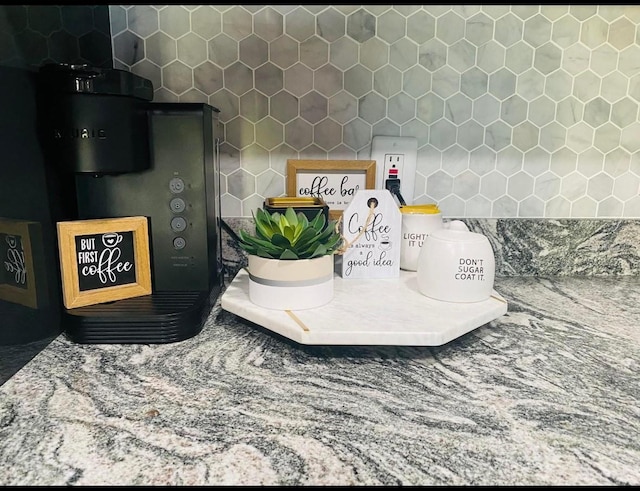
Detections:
286,159,376,220
0,218,41,309
56,216,152,309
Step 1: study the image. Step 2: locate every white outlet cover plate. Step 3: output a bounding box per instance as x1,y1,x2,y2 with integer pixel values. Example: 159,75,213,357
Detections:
221,268,508,346
370,136,418,204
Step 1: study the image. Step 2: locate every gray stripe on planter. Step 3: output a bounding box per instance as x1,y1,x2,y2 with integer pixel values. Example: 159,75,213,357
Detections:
248,273,334,287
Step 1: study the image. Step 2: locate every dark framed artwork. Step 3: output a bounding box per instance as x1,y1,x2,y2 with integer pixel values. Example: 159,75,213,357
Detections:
0,218,42,309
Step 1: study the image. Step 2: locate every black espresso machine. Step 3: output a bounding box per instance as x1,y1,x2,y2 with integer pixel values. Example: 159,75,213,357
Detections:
36,63,224,344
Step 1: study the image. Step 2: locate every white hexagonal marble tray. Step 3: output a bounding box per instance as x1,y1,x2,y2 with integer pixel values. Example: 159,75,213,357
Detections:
221,269,508,346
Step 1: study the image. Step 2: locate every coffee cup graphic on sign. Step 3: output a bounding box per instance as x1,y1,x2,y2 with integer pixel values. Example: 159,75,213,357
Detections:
102,232,123,248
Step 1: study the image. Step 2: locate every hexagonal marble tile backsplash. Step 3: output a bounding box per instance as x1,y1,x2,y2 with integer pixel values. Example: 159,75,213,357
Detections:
109,5,640,218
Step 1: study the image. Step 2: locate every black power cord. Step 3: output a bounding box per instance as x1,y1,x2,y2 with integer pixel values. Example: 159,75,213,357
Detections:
385,178,407,206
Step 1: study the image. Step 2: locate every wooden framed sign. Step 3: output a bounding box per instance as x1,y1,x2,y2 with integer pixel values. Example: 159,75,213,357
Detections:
56,216,152,309
286,159,376,220
0,218,42,309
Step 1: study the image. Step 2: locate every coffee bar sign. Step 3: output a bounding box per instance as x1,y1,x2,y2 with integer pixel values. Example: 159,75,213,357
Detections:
335,189,401,279
286,160,376,220
57,216,152,309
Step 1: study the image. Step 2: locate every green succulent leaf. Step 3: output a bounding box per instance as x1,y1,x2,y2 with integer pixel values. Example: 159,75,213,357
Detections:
309,210,325,232
308,243,328,258
284,207,298,227
256,247,278,259
254,209,277,240
237,206,342,260
271,233,291,249
279,248,299,260
292,227,322,250
282,225,296,243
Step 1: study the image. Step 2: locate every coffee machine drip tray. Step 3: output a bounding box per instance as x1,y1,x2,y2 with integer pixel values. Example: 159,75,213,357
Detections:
63,288,220,344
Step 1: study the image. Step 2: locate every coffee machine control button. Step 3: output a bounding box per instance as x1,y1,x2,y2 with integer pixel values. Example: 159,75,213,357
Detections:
171,216,188,232
170,197,186,213
173,237,186,250
169,177,185,194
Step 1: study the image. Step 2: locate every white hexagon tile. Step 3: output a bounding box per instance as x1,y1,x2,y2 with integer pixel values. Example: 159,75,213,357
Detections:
110,5,640,219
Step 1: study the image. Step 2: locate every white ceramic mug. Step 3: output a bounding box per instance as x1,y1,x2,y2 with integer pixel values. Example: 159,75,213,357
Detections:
399,204,442,271
416,220,496,303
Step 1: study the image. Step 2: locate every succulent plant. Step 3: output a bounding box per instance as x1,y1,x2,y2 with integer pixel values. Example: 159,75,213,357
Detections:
238,207,343,260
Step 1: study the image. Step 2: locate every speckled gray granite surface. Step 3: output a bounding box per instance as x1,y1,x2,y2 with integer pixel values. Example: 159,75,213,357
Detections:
1,218,639,485
223,217,640,277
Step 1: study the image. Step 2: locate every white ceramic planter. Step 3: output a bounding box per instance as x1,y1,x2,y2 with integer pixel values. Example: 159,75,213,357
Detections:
247,254,334,310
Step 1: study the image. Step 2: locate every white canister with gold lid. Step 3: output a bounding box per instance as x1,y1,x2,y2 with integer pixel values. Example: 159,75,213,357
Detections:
416,220,496,303
399,204,442,271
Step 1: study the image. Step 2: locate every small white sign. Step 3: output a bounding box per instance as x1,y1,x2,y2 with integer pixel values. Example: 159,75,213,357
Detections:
336,189,401,279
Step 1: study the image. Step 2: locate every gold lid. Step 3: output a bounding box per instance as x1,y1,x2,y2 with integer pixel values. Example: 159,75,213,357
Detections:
400,204,441,214
264,197,328,208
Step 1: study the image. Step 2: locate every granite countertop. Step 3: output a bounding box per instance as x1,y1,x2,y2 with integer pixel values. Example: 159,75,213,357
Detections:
1,271,639,485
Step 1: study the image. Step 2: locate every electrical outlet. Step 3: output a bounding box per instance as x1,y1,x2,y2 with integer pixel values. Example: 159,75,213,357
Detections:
370,136,418,205
383,153,404,182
